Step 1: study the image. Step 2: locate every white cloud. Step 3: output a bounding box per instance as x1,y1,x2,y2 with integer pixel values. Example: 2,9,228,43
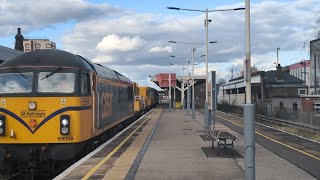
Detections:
92,55,115,64
0,0,125,37
3,0,319,85
149,46,173,53
58,0,319,84
96,34,145,52
217,46,241,54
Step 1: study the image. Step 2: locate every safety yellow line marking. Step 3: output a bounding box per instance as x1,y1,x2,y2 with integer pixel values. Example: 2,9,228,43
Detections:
81,113,153,180
216,115,320,161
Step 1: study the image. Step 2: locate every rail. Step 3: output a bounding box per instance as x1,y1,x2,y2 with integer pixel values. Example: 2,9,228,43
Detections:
257,115,320,134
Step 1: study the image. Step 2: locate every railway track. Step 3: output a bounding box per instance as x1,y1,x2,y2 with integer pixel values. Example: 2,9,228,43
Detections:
53,107,161,180
256,115,320,134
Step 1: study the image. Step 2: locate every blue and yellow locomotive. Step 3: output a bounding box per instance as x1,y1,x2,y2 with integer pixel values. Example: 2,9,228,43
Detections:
0,49,148,174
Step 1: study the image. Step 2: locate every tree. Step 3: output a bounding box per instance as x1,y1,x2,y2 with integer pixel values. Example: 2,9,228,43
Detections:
217,78,226,85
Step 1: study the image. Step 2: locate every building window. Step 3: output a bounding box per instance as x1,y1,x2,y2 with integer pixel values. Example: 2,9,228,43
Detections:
35,44,41,48
293,102,298,111
25,49,30,52
298,89,306,95
299,69,301,79
25,44,30,48
315,103,320,116
280,101,284,110
46,43,52,48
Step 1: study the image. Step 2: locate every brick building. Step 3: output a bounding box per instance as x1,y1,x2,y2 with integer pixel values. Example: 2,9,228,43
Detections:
217,65,307,112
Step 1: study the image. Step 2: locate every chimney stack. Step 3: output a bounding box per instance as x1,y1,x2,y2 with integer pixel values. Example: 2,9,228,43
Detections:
275,64,284,81
15,28,24,51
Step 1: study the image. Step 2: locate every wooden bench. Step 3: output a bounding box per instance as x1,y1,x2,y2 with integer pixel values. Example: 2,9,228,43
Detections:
209,125,238,155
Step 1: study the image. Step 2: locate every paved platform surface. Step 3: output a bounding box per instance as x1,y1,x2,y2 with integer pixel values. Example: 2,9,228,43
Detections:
216,111,320,179
131,109,316,180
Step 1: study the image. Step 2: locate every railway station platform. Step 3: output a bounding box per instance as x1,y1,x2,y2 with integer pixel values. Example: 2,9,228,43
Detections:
128,109,315,180
55,107,317,180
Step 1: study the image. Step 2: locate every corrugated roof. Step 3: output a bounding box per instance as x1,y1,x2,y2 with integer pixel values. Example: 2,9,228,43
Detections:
0,45,23,61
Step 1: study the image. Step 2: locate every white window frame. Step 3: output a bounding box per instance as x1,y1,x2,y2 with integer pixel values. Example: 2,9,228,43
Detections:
298,88,307,95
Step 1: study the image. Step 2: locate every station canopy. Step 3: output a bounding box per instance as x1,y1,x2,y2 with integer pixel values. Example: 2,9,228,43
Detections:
155,73,177,88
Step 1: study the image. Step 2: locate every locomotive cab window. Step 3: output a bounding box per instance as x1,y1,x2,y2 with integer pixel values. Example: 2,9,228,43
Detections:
38,72,75,93
0,72,33,94
81,73,91,96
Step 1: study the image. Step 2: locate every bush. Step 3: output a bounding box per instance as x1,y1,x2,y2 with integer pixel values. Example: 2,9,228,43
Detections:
217,101,243,116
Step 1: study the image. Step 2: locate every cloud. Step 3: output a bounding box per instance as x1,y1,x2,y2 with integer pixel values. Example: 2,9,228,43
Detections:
63,0,318,68
0,0,125,37
216,46,241,54
96,34,145,52
2,0,319,86
149,46,173,53
92,55,116,64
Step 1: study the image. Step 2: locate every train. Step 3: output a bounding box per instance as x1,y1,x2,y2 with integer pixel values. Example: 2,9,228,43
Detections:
0,49,158,176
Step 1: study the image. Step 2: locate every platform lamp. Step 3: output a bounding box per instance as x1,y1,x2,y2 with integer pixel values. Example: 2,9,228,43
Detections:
170,55,191,113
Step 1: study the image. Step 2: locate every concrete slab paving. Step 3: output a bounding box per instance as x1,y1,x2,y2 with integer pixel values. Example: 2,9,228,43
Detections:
134,109,316,180
134,109,244,180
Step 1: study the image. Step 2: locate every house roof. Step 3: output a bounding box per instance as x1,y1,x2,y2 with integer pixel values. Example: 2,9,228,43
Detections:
264,70,305,84
0,45,23,62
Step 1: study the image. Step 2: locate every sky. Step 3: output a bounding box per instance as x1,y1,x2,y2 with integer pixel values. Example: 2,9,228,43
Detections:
0,0,319,89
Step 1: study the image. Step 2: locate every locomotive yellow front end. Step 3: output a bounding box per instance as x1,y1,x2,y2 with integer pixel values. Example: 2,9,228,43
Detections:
0,69,94,163
0,96,92,144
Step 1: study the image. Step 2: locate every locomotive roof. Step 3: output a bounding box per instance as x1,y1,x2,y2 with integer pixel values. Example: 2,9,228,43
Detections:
0,49,131,83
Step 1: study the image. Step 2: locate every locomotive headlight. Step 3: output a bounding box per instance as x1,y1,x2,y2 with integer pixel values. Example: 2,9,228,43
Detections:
60,115,70,135
28,101,36,110
0,128,3,135
61,119,68,126
61,127,69,134
0,120,3,127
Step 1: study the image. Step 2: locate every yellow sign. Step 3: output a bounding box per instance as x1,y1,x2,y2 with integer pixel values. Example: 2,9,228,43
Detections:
1,99,6,108
61,99,67,107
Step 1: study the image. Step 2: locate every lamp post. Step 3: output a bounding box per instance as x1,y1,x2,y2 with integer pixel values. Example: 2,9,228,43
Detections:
169,40,209,119
167,6,244,130
170,55,190,111
182,65,185,110
192,42,196,119
169,68,172,112
170,55,201,113
169,63,176,111
244,0,255,180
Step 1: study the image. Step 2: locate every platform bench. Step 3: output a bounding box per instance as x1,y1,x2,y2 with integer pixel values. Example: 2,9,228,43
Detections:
209,125,238,155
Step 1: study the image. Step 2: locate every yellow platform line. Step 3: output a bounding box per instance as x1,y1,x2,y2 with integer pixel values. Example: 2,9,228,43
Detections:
216,115,320,161
81,113,153,180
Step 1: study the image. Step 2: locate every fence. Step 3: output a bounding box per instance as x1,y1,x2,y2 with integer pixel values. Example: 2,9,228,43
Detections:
256,102,320,127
